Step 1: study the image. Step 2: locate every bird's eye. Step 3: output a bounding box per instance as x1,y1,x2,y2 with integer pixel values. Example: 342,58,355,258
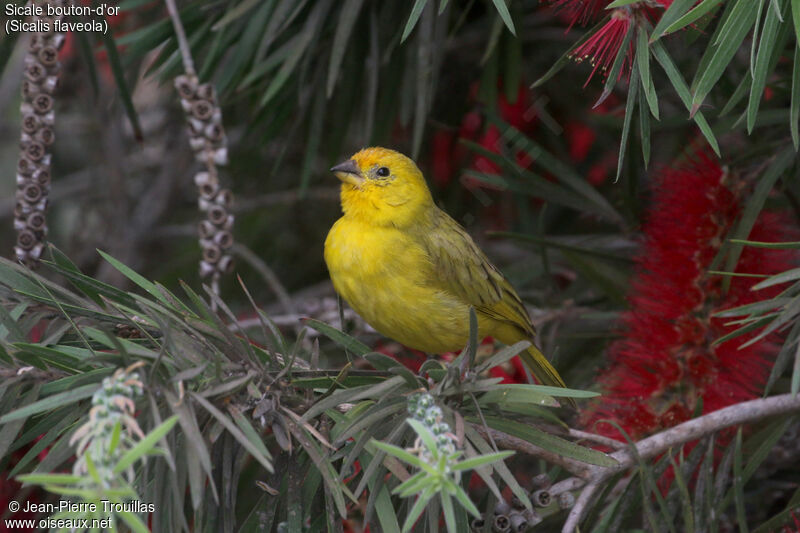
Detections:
376,166,390,178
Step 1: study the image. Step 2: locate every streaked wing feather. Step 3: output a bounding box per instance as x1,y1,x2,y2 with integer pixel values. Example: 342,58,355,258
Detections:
421,210,535,336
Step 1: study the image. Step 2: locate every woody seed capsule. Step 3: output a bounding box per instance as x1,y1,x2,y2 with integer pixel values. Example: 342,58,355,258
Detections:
38,46,58,66
33,94,54,114
25,142,46,161
25,62,45,83
36,127,55,146
23,183,43,203
21,114,39,133
202,244,222,264
217,255,234,274
17,230,36,250
207,205,228,225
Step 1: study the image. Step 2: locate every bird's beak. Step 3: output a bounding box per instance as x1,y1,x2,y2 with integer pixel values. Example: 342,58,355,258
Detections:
330,159,365,187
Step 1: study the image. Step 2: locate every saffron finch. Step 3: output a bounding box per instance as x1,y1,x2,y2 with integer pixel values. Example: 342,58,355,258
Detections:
324,147,567,390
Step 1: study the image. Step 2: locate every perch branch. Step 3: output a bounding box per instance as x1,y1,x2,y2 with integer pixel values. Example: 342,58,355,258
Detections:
555,393,800,532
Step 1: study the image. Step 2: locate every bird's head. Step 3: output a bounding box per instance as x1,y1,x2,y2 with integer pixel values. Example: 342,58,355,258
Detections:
331,147,434,227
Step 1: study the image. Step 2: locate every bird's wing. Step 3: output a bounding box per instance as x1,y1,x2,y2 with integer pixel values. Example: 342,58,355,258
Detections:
420,210,535,336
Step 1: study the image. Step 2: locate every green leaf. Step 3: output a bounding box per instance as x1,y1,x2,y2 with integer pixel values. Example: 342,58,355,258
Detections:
669,453,696,533
637,25,659,119
690,0,759,115
651,40,720,154
0,384,40,459
475,340,530,373
752,267,800,289
99,23,143,141
765,320,800,394
190,394,274,473
370,471,402,533
364,351,407,371
372,439,425,470
597,22,635,108
616,55,639,182
650,0,699,41
259,1,330,107
464,425,531,511
478,385,559,407
327,0,365,96
407,419,439,456
451,451,514,471
46,248,134,308
490,0,516,35
0,384,96,424
483,114,624,223
303,376,406,421
0,22,19,80
639,83,651,166
97,249,171,306
113,416,179,474
402,486,436,533
479,416,618,467
793,0,800,43
401,0,428,42
663,0,726,36
747,0,786,132
304,318,371,356
606,0,642,6
441,491,457,532
733,428,748,533
17,473,83,485
117,510,151,533
212,0,261,29
723,148,795,289
792,45,800,149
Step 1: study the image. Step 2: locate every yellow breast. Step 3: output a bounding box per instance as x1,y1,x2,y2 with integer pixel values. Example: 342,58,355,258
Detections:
324,217,476,353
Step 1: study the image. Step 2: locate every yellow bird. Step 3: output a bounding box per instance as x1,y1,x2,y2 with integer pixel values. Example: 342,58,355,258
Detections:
324,147,568,390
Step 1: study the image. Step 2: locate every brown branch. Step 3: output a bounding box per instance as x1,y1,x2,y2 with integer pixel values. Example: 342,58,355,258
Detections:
556,393,800,532
164,0,195,77
233,187,340,213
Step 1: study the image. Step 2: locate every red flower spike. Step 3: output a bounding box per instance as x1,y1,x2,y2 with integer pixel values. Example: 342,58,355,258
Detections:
565,121,597,163
550,0,610,29
431,129,456,187
582,149,798,443
570,9,634,86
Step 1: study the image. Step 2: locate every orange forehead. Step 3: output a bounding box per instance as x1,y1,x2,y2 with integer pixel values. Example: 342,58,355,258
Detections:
351,147,408,171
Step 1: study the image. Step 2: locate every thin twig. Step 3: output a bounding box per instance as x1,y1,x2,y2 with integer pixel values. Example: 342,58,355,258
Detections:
233,187,339,213
565,428,627,450
230,243,297,318
164,0,195,76
562,482,600,533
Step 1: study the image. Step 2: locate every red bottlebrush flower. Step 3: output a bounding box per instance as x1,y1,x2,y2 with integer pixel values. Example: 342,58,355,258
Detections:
550,0,610,28
586,151,617,186
582,149,798,442
570,9,634,86
472,125,504,176
431,129,456,187
489,355,528,384
498,83,536,132
565,121,597,163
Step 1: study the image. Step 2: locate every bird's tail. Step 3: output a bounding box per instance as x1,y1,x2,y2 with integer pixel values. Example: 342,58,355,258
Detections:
518,344,575,407
518,343,566,388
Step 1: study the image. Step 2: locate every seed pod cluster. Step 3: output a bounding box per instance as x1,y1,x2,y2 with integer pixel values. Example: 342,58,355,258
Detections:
484,497,541,533
174,74,234,282
14,0,67,267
